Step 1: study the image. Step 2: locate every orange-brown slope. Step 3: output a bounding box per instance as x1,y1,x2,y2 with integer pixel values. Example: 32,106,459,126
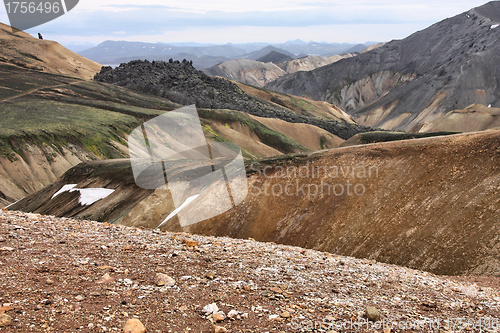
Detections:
9,130,499,277
420,104,500,133
0,22,101,79
172,130,500,277
235,81,354,123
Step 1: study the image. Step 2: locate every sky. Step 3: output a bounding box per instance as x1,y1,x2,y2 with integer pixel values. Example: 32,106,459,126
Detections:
0,0,493,48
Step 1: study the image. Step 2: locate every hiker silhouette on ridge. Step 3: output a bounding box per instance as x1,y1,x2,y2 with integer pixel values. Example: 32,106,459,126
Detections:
38,33,43,40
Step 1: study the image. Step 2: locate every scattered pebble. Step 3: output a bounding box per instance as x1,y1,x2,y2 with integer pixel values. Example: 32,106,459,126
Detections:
212,312,225,322
202,303,219,315
280,311,291,318
212,325,228,333
155,273,175,287
122,318,146,333
0,313,12,327
365,306,381,322
96,273,114,284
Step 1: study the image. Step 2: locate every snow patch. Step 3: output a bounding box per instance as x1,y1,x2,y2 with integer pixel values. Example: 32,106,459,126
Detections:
52,184,78,199
77,188,116,206
51,185,115,206
157,194,200,229
491,24,499,29
5,198,23,209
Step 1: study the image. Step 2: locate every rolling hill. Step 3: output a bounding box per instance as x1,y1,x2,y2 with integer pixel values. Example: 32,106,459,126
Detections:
9,129,500,277
0,25,363,207
266,2,500,133
0,22,101,79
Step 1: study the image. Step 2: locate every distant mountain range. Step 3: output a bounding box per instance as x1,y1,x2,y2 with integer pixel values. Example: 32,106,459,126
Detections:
78,40,374,69
266,1,500,132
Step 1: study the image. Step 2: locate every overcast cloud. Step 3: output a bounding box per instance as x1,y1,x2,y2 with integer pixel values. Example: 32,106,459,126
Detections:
0,0,493,47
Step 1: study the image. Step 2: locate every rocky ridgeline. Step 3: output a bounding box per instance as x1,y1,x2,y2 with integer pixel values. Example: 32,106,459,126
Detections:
94,60,370,139
0,210,499,332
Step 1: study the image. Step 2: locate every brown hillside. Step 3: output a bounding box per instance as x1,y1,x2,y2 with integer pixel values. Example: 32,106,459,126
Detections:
124,130,500,277
420,104,500,132
10,131,498,277
0,22,101,79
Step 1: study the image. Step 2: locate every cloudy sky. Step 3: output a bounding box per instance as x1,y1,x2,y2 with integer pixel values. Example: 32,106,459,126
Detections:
0,0,491,48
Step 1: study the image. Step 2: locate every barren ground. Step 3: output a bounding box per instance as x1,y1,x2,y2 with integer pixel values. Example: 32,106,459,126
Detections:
1,210,499,332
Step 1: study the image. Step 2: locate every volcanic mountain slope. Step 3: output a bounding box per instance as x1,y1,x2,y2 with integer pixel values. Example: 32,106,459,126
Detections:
256,51,293,64
2,210,499,332
205,54,356,87
0,22,101,80
0,63,347,207
94,59,370,139
205,58,287,87
280,54,356,74
266,2,500,132
10,130,500,277
0,29,357,208
242,46,295,61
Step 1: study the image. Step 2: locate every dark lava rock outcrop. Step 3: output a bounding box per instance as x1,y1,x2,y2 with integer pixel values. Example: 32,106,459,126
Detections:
95,59,371,139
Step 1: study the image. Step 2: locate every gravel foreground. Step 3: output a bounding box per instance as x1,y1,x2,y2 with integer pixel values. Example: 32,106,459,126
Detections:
0,210,499,332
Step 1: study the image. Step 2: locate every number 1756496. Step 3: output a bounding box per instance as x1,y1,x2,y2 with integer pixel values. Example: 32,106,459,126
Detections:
5,1,61,14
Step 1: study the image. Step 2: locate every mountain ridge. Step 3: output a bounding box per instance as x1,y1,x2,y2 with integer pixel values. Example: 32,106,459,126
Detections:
265,2,500,132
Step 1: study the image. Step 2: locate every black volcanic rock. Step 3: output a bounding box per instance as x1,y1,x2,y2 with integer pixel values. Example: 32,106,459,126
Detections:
94,59,372,139
266,2,500,131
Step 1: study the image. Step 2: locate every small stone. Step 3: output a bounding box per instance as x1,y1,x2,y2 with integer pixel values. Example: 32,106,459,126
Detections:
202,303,219,315
123,318,146,333
270,286,283,293
212,325,227,333
75,295,84,301
280,311,291,318
46,278,54,285
98,266,114,270
155,273,175,287
0,247,14,252
269,314,279,320
0,305,14,313
0,313,12,327
365,306,380,322
205,272,216,280
183,239,199,247
178,306,188,311
97,273,114,284
243,285,251,291
383,329,392,333
212,312,225,322
227,310,238,319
